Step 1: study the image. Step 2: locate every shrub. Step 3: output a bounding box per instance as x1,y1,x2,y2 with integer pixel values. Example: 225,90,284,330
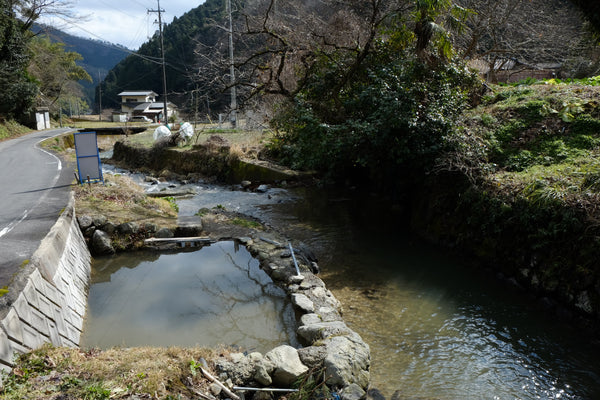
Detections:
270,52,480,187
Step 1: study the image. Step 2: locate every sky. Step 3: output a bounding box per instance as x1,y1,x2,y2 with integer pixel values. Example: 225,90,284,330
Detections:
41,0,203,50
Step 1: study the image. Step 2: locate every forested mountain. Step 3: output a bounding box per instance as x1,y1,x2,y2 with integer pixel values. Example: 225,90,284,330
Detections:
32,24,129,107
98,0,599,120
98,0,228,115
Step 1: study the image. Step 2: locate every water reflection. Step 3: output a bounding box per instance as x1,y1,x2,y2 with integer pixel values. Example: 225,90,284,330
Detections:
256,188,600,400
97,167,600,399
81,241,298,351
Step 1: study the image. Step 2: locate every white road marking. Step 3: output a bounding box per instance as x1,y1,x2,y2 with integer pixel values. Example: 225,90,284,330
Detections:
0,129,71,241
0,210,29,238
36,139,63,172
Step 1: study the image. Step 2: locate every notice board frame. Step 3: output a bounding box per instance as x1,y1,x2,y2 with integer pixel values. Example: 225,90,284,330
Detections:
74,131,104,184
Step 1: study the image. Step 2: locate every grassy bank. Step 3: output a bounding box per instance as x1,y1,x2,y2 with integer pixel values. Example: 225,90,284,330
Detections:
411,81,600,326
74,174,178,228
464,83,600,211
0,119,32,141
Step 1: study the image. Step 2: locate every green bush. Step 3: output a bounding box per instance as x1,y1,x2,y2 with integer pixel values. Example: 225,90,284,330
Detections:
270,52,480,186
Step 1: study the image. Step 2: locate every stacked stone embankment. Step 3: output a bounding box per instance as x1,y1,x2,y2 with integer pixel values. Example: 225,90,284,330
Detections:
0,194,91,372
213,235,371,398
76,209,373,397
0,189,372,397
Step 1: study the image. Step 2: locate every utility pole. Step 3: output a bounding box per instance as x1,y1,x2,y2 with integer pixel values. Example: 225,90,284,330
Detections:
226,0,237,128
148,0,169,125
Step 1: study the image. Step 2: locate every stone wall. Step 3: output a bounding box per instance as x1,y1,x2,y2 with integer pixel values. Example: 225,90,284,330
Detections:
410,174,600,334
0,194,91,372
111,140,308,184
211,234,372,397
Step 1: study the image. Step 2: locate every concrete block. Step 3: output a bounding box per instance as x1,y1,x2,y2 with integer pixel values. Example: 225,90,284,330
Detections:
60,336,77,348
39,279,64,306
61,306,77,328
22,323,44,350
70,278,86,299
47,320,61,347
59,279,76,307
0,330,15,368
51,305,67,336
51,277,66,300
13,295,32,325
28,268,44,292
23,279,40,310
73,273,88,293
1,309,24,344
9,341,30,357
71,296,87,318
61,320,80,345
25,307,50,338
35,292,54,320
54,270,70,291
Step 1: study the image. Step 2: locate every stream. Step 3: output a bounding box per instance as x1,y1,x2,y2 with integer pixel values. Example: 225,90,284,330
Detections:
94,168,600,399
254,188,600,400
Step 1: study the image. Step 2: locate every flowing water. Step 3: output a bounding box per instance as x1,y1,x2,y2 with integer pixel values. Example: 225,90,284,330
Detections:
88,170,600,399
255,188,600,400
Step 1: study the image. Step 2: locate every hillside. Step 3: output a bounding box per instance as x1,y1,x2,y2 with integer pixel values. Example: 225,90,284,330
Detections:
409,80,600,328
32,24,129,106
98,0,228,114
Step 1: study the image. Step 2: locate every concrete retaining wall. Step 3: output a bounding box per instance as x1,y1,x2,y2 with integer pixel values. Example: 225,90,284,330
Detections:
0,193,91,372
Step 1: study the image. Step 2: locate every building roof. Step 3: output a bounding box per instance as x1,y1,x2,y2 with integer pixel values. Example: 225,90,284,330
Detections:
118,90,159,97
149,102,178,109
134,102,151,111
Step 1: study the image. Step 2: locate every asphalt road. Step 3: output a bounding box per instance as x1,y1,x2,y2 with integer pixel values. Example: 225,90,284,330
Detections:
0,128,74,287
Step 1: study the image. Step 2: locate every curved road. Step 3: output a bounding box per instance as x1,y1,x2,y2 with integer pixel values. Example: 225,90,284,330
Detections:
0,128,75,287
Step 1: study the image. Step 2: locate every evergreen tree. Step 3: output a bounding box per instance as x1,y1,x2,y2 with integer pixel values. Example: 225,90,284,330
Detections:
0,0,37,119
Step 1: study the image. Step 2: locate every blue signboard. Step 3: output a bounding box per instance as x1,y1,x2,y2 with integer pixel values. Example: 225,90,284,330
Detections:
74,131,103,184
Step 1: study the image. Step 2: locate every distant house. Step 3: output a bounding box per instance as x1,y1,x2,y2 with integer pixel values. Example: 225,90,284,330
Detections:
468,59,562,83
117,90,177,122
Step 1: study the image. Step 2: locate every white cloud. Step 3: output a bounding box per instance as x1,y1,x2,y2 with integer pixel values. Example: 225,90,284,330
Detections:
42,0,202,49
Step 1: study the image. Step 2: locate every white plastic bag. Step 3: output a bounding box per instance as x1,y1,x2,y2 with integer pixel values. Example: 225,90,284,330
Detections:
153,125,171,141
179,122,194,140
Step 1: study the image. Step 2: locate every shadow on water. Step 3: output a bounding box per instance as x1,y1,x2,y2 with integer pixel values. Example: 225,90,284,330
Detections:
94,168,600,399
258,187,600,400
80,241,298,352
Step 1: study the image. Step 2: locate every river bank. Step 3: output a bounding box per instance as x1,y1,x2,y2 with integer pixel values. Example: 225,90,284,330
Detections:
109,121,600,338
2,166,373,399
6,89,600,398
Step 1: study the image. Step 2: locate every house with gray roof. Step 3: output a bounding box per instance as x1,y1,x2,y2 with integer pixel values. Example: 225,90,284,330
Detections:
117,90,177,122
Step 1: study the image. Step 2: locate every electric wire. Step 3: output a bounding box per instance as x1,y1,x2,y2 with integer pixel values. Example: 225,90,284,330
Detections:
51,13,193,75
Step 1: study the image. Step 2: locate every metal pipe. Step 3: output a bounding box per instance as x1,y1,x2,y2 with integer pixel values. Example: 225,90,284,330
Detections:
233,386,299,393
288,242,303,278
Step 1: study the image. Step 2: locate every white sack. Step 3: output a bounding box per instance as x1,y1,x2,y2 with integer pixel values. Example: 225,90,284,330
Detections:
179,122,194,139
153,125,171,141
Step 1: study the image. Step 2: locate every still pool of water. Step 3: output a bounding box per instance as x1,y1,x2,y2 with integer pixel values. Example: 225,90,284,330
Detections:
80,241,297,351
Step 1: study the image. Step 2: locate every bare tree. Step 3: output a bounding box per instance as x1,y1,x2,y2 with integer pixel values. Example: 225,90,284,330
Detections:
10,0,76,32
454,0,595,80
190,0,417,119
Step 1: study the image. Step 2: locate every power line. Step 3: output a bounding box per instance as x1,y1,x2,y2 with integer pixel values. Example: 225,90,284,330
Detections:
148,0,169,124
49,14,191,72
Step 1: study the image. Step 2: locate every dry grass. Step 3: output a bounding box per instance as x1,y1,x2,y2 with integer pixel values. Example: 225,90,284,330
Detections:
122,124,271,160
74,174,177,227
1,344,229,399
